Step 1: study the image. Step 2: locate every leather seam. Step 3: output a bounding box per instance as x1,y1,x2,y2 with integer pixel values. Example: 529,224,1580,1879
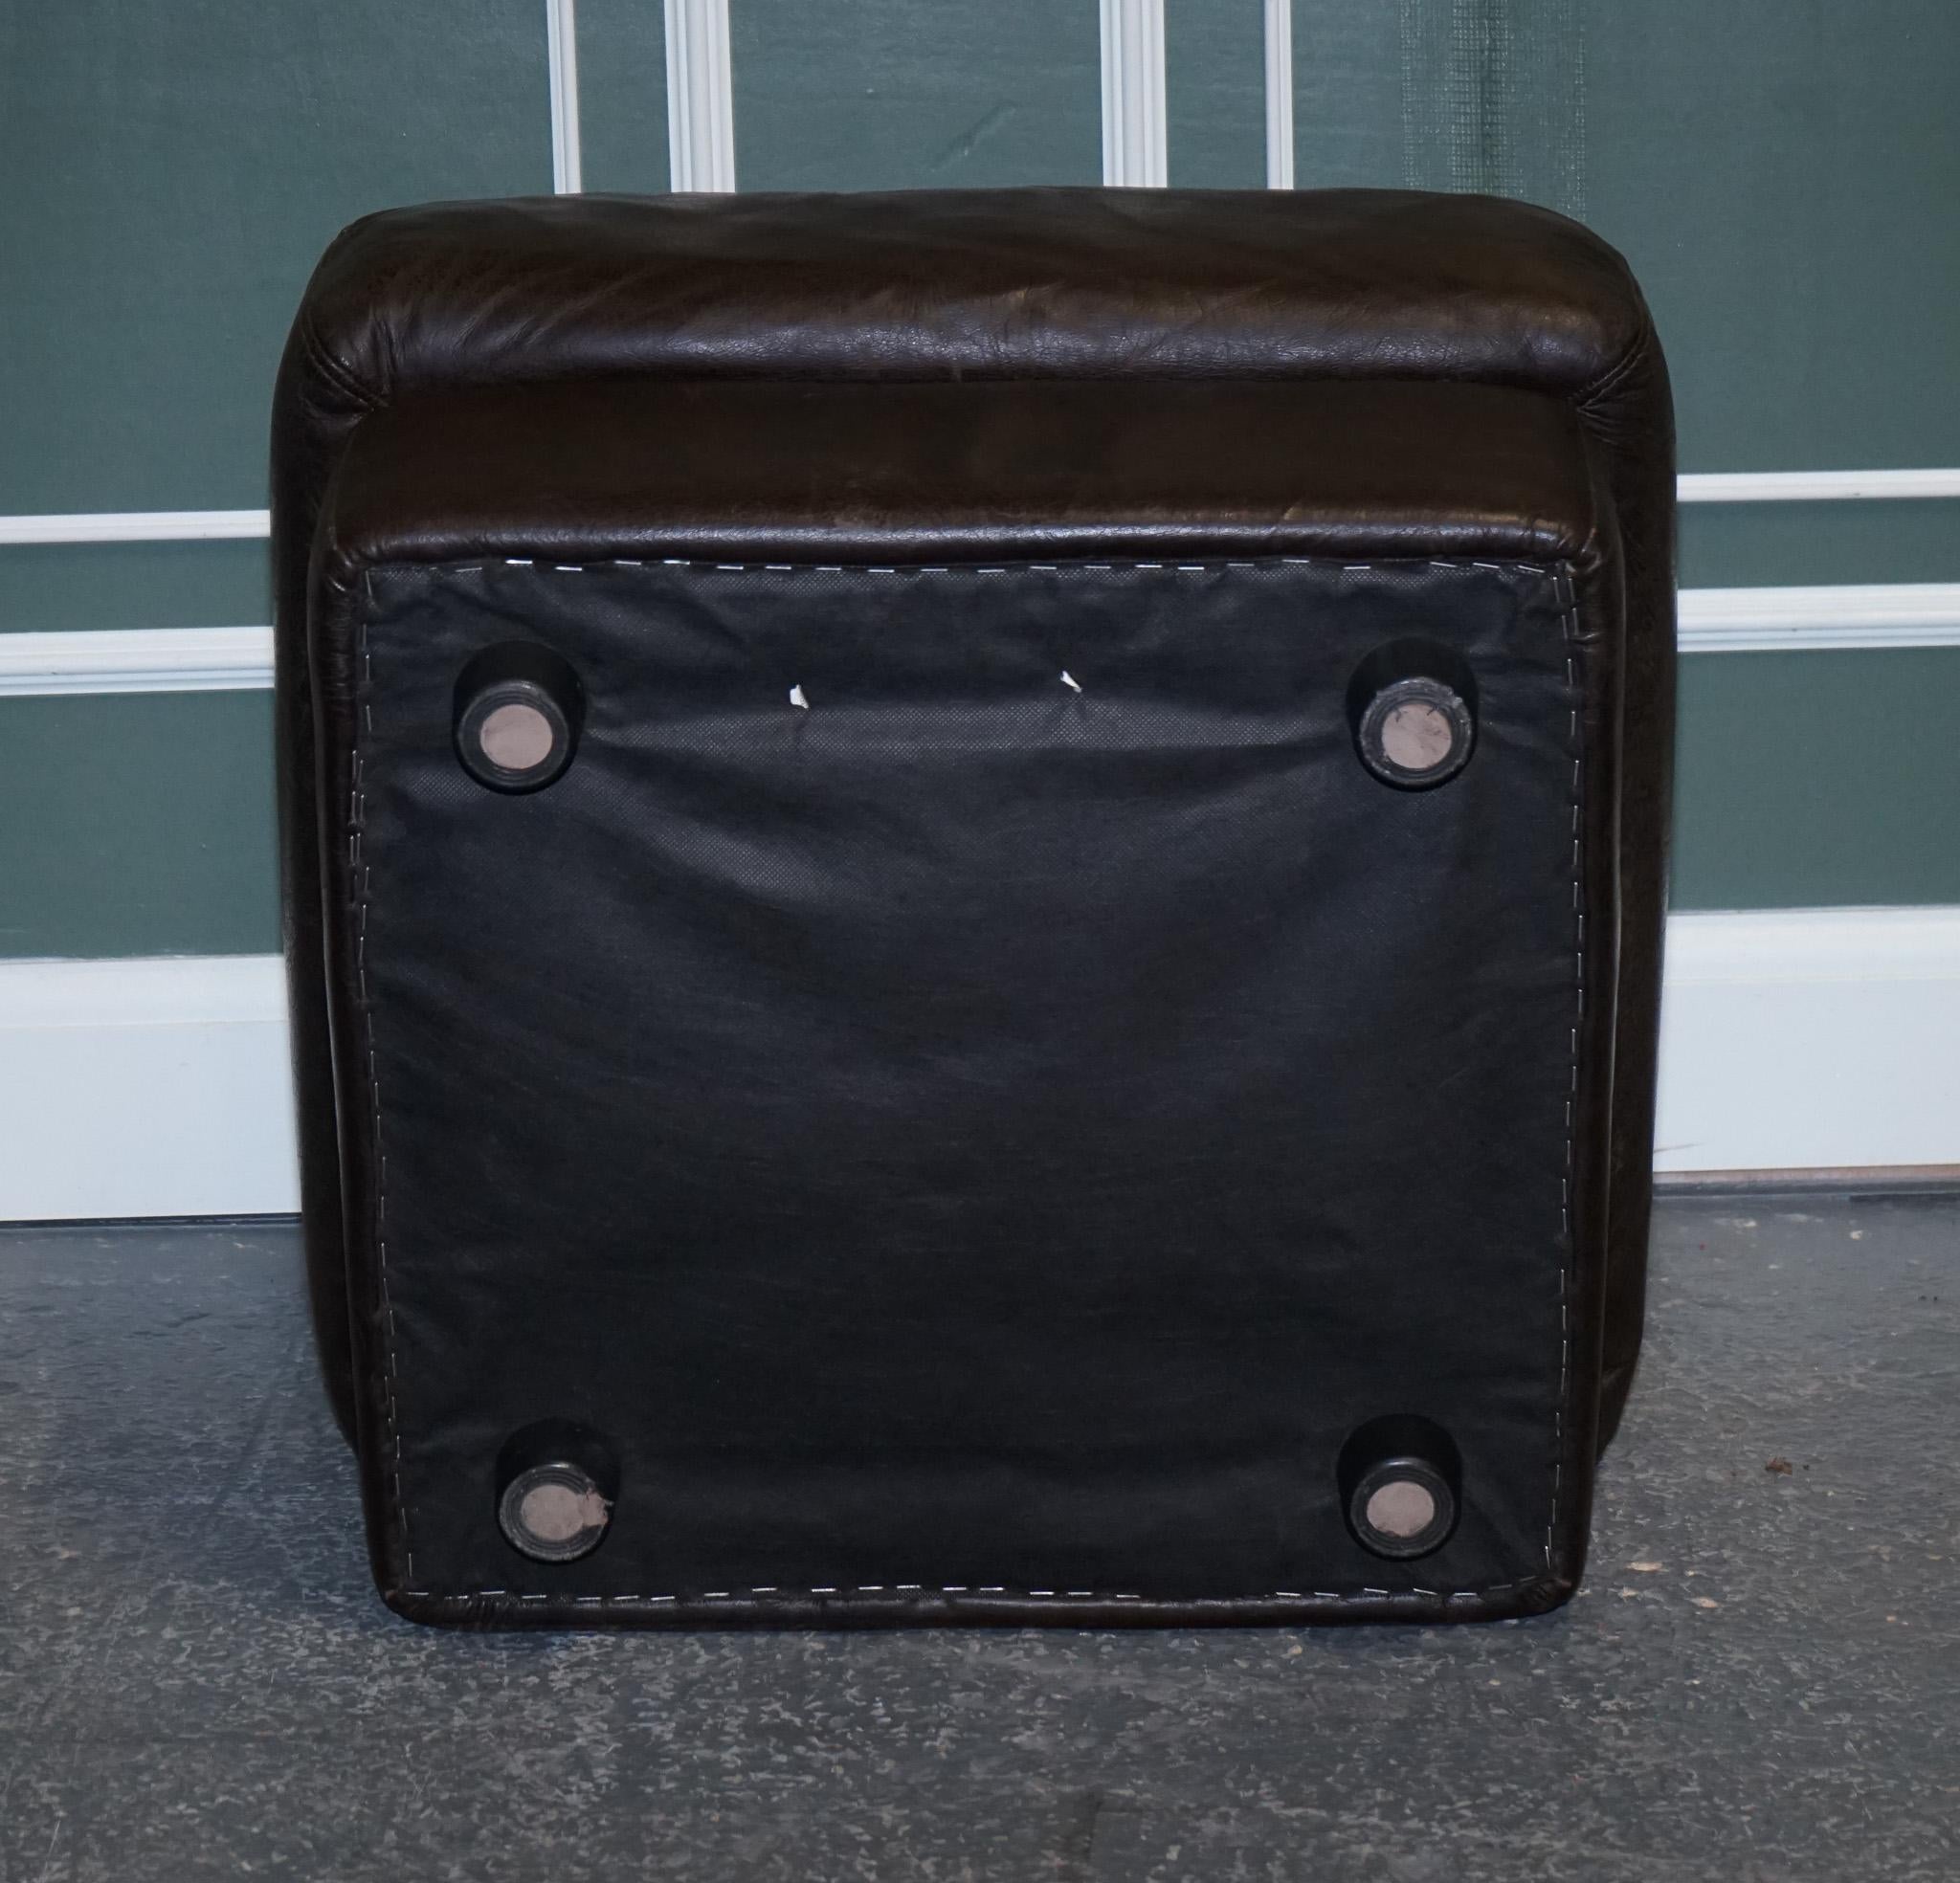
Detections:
1576,322,1654,413
351,554,1585,1614
351,577,414,1584
300,314,380,416
1552,565,1583,1580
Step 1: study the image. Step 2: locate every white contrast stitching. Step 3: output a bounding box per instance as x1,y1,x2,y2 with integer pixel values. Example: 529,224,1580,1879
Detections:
446,555,1563,580
392,1582,1484,1608
360,554,1585,1615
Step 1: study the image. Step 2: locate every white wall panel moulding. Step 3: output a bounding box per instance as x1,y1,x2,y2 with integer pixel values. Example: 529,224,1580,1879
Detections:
0,627,273,698
9,586,1956,699
1263,0,1295,189
665,0,735,192
3,911,1955,1219
1676,583,1960,654
546,0,584,194
1679,468,1960,502
1100,0,1168,188
0,510,271,544
3,472,1954,550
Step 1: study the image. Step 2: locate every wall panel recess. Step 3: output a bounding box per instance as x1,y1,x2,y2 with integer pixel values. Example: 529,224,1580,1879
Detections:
0,0,556,520
729,0,1100,191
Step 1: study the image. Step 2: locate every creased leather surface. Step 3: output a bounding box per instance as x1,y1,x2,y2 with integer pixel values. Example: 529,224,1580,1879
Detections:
272,188,1671,1562
329,379,1604,572
318,551,1615,1628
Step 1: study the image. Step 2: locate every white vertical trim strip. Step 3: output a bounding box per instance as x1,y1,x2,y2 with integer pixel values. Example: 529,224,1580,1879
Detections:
1263,0,1294,188
664,0,736,191
1099,0,1168,188
546,0,584,194
1679,469,1960,502
0,510,271,544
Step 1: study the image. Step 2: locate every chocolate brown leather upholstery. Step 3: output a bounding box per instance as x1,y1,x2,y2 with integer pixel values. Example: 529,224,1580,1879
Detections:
275,189,1674,1627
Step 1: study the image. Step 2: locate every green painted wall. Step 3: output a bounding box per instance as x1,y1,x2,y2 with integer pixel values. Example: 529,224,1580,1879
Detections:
1582,0,1960,479
1674,651,1960,910
1,1,1955,957
1294,0,1960,476
0,693,278,959
576,0,672,193
730,0,1101,190
0,0,553,516
1166,2,1266,189
0,542,270,636
1680,504,1960,593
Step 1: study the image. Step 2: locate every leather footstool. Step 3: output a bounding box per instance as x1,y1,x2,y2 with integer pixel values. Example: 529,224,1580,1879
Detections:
274,188,1674,1628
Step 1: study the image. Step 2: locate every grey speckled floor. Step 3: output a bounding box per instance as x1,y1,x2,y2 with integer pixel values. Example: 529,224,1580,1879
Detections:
1,1195,1956,1883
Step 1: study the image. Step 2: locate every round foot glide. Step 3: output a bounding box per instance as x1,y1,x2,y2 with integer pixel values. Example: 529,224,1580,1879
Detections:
455,642,584,792
1347,1455,1457,1560
495,1420,619,1563
1338,1414,1462,1562
1357,677,1475,787
1347,640,1479,790
499,1462,612,1562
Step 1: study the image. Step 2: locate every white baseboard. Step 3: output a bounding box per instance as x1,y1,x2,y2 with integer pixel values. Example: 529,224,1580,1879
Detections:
1654,907,1960,1173
0,956,300,1220
1,911,1955,1220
